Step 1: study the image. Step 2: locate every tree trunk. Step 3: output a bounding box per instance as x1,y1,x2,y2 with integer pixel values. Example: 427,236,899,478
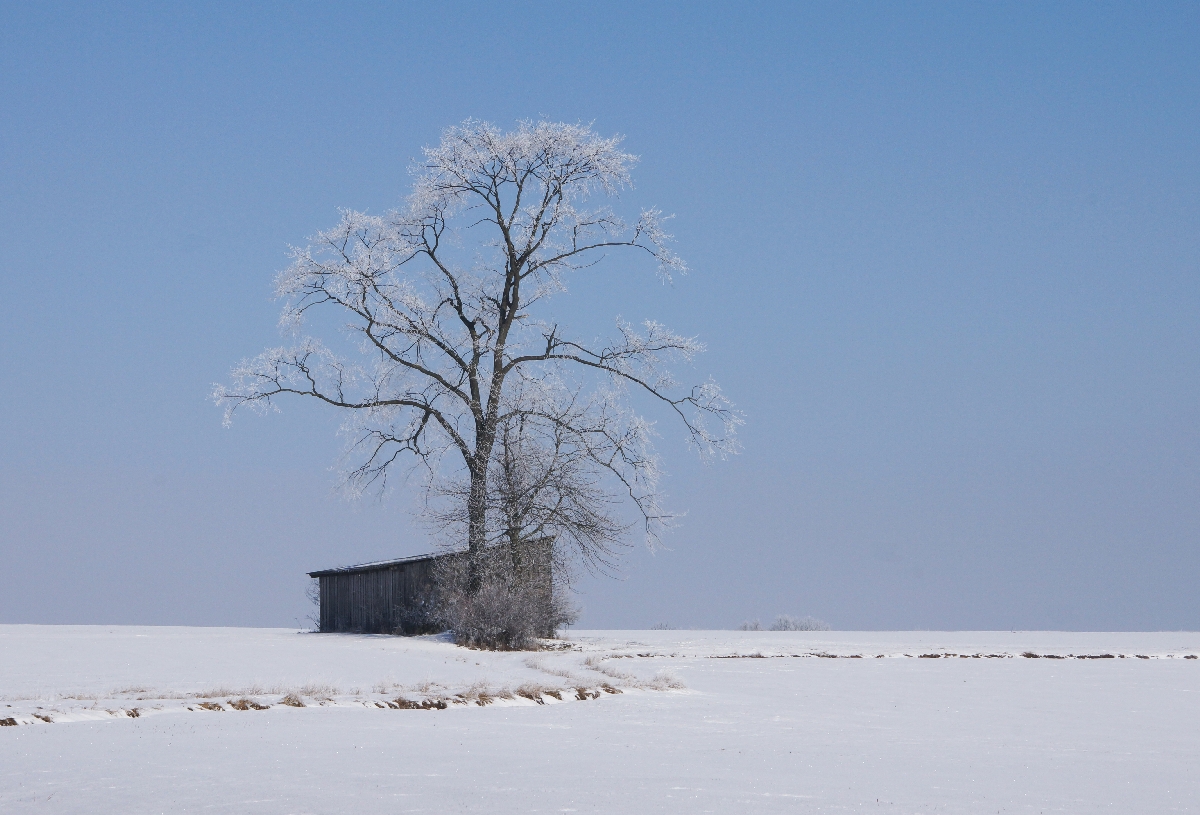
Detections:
465,416,497,593
508,530,523,575
466,466,488,593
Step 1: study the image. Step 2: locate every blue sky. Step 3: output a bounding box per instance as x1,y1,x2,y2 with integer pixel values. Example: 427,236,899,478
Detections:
1,2,1197,629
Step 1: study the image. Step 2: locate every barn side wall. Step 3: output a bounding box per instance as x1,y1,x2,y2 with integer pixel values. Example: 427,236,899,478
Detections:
318,558,437,634
315,539,555,635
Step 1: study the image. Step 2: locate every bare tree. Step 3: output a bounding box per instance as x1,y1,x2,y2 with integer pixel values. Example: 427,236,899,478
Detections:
214,119,739,587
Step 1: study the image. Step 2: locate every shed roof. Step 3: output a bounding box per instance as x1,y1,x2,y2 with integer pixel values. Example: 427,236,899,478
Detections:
307,551,443,578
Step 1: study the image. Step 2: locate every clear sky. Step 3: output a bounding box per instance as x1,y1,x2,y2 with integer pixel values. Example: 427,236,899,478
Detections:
2,1,1197,630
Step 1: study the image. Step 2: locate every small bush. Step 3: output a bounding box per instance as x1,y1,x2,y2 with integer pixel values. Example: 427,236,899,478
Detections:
438,577,576,650
304,578,320,630
739,620,762,631
769,615,831,632
392,697,447,710
228,698,270,711
432,544,577,650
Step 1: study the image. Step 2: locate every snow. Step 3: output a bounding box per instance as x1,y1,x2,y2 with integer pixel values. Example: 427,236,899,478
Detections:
3,626,1198,812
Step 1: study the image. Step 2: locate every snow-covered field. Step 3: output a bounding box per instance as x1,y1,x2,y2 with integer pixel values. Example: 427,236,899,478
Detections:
2,626,1198,813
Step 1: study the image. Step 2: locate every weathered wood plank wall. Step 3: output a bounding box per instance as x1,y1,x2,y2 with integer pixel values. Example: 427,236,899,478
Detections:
312,539,554,635
317,558,437,634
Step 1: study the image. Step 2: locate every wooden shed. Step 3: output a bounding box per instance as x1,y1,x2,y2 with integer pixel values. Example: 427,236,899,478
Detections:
307,552,443,635
307,540,553,635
